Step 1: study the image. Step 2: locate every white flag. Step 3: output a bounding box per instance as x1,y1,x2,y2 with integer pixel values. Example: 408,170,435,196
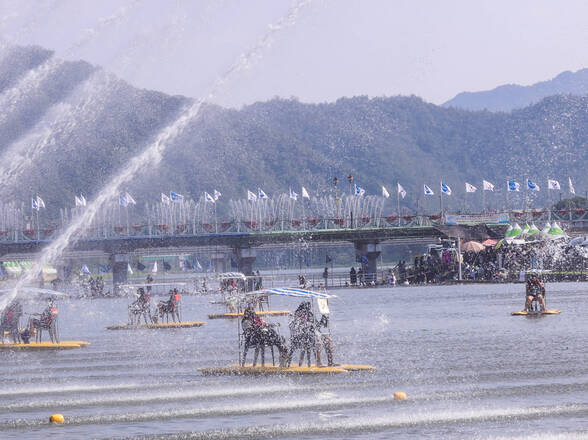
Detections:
289,188,298,200
397,183,406,199
32,198,39,211
124,192,136,205
483,180,495,191
213,189,222,200
382,186,390,198
152,261,158,273
424,184,434,195
301,187,310,199
547,179,561,190
161,193,171,205
247,190,257,201
36,196,45,208
465,182,477,193
204,192,215,202
569,177,575,195
127,263,133,274
258,188,269,199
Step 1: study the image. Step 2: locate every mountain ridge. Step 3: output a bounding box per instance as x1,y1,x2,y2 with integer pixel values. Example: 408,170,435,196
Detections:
443,68,588,112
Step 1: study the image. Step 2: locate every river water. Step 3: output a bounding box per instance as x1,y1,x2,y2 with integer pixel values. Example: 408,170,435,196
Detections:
1,282,587,439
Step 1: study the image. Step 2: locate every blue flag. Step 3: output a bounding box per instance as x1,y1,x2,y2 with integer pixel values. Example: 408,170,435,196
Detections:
170,191,184,202
32,198,39,211
119,194,128,207
424,184,434,195
441,182,452,195
98,264,110,273
507,180,520,192
527,179,540,191
354,184,366,196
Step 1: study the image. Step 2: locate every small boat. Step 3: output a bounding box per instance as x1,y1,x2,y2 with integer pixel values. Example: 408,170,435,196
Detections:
207,310,290,319
0,341,90,350
106,321,206,330
200,363,376,376
511,309,562,316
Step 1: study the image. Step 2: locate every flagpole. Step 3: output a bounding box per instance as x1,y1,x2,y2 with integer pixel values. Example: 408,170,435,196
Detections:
505,181,509,213
396,183,401,227
439,181,444,217
524,175,528,222
36,205,40,241
482,184,486,214
214,201,218,234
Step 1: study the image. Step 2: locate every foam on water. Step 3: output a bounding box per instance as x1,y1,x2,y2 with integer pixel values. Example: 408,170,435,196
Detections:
4,403,585,437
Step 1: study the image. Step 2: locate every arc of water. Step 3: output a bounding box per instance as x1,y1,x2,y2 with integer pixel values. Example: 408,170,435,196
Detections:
1,0,313,309
0,71,114,188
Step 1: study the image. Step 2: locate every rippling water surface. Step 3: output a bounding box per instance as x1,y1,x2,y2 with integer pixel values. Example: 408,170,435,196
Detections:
2,282,587,439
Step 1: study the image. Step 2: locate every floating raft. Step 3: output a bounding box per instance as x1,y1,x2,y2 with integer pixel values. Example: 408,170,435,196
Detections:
0,341,90,350
207,310,290,320
200,363,376,376
106,321,206,330
511,309,562,316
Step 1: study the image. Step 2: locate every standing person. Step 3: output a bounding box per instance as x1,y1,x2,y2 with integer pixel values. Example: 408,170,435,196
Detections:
322,267,328,288
349,267,357,286
357,267,364,286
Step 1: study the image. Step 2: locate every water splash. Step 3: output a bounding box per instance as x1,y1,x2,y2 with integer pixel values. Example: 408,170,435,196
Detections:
0,0,313,310
0,71,114,188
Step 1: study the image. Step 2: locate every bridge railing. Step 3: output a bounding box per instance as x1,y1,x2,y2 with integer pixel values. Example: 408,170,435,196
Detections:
1,209,586,243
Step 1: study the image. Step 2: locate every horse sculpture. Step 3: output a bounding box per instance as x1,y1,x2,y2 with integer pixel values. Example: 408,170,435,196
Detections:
241,309,288,367
287,301,316,368
128,288,152,325
1,301,22,343
156,291,181,323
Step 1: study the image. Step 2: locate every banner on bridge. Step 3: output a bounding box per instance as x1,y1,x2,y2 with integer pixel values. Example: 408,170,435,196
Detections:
445,213,509,226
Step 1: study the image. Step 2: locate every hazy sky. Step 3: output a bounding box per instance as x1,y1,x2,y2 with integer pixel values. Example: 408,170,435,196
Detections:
1,0,587,108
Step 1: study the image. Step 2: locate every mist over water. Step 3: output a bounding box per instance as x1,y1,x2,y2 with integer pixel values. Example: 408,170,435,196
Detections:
1,0,313,309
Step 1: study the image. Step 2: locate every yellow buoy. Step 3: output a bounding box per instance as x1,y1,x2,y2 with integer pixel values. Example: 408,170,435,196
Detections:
49,414,65,423
393,392,407,400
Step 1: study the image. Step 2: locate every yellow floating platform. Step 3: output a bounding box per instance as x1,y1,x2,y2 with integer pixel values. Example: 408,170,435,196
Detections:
207,310,290,320
0,341,90,350
200,363,376,376
106,321,206,330
511,309,562,316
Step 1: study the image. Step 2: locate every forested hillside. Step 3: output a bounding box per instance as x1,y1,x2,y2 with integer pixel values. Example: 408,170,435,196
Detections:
1,46,586,217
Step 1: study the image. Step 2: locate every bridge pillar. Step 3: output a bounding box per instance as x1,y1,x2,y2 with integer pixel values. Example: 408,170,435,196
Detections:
210,252,227,273
354,242,381,282
232,247,256,276
109,254,130,294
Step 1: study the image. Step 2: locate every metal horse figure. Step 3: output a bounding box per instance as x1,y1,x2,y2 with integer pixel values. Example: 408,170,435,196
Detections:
241,307,288,367
128,288,152,325
287,301,316,368
1,301,23,343
156,290,181,323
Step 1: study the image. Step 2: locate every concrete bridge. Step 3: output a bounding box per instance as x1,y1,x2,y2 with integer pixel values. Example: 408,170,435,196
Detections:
0,223,511,290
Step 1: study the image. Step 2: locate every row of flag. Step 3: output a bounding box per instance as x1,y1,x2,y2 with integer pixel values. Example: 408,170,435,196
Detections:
32,177,578,211
410,177,575,198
